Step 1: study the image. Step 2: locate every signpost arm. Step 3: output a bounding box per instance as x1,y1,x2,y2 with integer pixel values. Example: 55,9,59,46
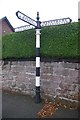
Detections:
35,12,41,103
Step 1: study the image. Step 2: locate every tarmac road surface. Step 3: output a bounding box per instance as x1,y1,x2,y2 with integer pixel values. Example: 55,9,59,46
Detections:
1,91,80,119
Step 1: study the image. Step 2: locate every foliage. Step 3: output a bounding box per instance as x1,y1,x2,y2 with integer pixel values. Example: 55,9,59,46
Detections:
2,22,79,59
2,29,35,59
41,22,78,59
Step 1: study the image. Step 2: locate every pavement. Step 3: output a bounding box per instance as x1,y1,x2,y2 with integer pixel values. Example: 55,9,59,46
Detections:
0,91,2,120
1,91,80,119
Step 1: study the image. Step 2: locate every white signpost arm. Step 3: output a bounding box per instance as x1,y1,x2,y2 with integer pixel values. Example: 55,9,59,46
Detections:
16,11,37,27
15,25,35,32
41,17,72,27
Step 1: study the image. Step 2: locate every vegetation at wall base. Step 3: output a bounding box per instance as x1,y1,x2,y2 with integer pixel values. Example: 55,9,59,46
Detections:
2,22,79,60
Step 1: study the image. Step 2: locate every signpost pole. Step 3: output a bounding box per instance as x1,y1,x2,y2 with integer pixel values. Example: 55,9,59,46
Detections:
35,12,41,103
16,10,72,104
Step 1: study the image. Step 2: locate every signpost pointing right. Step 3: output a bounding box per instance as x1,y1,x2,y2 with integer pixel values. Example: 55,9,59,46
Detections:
41,17,72,27
16,11,72,103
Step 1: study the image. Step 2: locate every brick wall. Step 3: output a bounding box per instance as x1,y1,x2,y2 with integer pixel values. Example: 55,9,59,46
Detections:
1,60,80,102
0,19,13,36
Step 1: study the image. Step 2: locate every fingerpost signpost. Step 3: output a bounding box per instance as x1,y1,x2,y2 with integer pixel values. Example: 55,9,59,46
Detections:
16,11,72,103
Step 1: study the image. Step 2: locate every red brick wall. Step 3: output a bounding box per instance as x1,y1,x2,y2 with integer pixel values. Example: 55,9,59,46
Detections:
0,19,13,36
0,20,2,36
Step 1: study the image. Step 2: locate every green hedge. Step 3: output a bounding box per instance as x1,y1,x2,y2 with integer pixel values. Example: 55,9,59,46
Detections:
2,22,79,59
2,29,35,59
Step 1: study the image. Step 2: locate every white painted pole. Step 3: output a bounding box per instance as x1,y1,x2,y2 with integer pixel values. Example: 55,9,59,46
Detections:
35,12,41,103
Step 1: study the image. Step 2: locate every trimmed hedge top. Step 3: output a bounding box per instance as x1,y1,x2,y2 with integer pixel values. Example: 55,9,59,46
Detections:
2,22,79,59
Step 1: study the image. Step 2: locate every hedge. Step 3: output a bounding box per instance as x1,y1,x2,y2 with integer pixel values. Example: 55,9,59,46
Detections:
2,22,79,59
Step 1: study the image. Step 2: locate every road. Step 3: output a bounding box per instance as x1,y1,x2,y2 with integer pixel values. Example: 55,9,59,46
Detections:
1,91,80,119
0,91,2,120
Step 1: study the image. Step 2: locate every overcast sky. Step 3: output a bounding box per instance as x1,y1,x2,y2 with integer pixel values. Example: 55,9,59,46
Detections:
0,0,79,28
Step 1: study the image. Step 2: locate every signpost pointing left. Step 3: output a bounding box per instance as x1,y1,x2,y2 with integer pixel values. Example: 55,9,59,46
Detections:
16,11,37,27
16,11,41,103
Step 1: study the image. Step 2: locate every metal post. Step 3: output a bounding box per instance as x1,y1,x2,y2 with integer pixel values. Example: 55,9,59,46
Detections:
35,12,41,103
16,10,72,104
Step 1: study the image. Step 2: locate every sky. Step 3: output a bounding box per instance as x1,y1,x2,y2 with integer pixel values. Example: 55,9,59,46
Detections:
0,0,79,28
